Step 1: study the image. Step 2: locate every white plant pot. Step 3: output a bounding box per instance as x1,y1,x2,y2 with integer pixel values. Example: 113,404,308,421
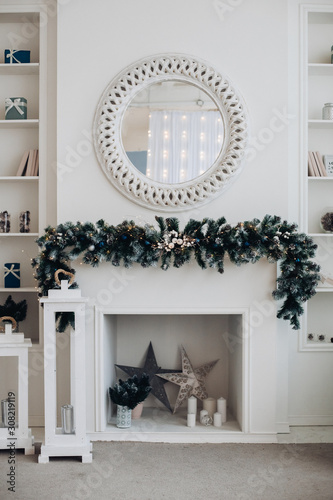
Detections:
116,405,131,428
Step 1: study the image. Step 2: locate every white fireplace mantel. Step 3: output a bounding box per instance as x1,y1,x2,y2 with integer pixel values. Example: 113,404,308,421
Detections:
90,305,279,444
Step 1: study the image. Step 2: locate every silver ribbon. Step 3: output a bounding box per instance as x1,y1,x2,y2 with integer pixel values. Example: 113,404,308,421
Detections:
5,49,21,64
4,264,20,280
5,98,26,116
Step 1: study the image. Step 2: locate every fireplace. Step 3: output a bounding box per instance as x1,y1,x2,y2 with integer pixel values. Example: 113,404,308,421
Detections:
92,307,258,443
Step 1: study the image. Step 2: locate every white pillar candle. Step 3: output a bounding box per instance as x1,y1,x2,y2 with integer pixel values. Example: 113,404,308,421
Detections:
203,397,217,417
187,396,197,414
213,412,222,427
200,409,208,423
217,397,227,423
187,413,196,427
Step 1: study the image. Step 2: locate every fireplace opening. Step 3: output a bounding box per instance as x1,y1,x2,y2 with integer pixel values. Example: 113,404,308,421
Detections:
95,309,248,442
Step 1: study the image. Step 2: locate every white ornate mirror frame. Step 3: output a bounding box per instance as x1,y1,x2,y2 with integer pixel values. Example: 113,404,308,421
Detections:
93,54,248,211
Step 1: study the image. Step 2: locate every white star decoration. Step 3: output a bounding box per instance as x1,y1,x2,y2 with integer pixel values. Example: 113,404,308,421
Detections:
157,345,219,413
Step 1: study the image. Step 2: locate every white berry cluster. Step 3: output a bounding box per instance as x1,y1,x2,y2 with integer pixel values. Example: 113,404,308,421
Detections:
157,230,195,252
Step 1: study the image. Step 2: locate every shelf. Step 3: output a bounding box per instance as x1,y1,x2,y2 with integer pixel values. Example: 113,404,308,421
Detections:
308,120,333,129
0,287,37,293
0,233,38,237
0,176,39,181
0,120,38,129
316,287,333,292
0,63,39,76
308,63,333,76
308,177,333,181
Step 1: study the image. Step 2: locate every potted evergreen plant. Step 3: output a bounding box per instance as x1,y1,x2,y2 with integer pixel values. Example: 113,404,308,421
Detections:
109,373,152,428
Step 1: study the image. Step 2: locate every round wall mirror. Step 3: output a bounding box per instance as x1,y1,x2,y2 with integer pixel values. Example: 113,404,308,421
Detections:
121,81,224,184
94,54,248,211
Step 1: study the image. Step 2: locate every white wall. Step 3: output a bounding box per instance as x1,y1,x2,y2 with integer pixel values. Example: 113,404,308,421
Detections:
56,0,290,434
55,0,333,432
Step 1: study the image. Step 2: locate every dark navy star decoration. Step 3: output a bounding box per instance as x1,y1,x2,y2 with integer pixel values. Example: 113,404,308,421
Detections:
115,341,180,412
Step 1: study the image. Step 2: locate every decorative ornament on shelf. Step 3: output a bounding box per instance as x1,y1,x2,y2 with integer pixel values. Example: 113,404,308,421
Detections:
116,342,180,412
320,209,333,233
0,211,10,233
322,103,333,120
32,214,321,331
157,345,219,414
4,263,20,288
4,49,30,64
5,97,27,120
19,210,30,233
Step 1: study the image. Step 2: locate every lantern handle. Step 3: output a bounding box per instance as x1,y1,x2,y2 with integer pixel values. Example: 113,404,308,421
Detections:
0,316,17,332
54,269,75,287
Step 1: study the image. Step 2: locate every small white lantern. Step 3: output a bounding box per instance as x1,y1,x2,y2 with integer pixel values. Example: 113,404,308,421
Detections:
0,318,34,454
38,277,92,463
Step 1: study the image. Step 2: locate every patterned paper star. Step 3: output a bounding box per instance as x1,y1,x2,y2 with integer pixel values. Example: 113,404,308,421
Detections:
157,345,219,413
116,341,180,413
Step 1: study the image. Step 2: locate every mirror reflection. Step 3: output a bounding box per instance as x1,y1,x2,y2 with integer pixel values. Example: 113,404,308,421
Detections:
121,81,224,184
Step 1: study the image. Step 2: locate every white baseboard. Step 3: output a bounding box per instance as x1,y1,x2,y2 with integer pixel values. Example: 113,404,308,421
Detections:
276,421,290,433
288,415,333,426
29,415,44,427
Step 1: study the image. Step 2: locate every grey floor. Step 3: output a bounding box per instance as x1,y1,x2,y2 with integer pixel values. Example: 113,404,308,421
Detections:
0,429,333,500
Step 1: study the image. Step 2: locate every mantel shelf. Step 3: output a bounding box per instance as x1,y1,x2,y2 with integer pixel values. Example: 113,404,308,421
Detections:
0,63,39,75
0,119,39,129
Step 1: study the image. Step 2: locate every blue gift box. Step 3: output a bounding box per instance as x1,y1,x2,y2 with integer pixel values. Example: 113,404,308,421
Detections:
5,97,27,120
4,263,20,288
4,49,30,64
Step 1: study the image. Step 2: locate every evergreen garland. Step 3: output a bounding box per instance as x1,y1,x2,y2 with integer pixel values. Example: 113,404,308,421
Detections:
32,215,320,331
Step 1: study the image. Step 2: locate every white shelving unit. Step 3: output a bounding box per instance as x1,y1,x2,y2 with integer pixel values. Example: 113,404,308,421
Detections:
0,7,47,348
300,6,333,351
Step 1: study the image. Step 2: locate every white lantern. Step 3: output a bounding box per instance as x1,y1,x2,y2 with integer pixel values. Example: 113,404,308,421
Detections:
38,280,92,463
0,319,34,454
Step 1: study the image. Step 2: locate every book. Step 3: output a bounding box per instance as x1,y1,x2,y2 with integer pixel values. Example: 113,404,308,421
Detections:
25,149,36,176
311,151,322,176
33,149,39,176
308,152,315,176
308,151,320,176
315,151,327,176
16,150,29,176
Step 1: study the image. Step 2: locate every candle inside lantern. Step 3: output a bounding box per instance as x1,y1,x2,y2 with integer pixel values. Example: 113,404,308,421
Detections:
213,412,222,427
1,399,8,427
187,414,196,428
187,396,197,414
203,397,217,417
217,397,227,423
61,404,74,434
